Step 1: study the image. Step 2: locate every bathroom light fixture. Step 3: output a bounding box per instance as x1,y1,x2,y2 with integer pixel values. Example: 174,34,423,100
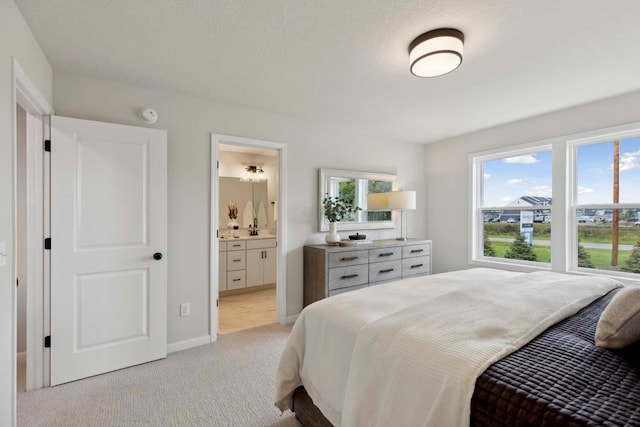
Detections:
241,165,265,182
409,28,464,78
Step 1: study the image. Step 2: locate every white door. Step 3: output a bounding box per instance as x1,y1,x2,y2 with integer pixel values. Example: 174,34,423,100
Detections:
50,116,167,386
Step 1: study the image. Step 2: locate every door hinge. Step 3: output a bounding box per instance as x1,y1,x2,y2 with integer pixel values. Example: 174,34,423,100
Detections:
216,299,219,307
44,336,51,348
44,238,51,250
216,230,219,238
217,160,219,169
16,278,19,287
44,139,51,152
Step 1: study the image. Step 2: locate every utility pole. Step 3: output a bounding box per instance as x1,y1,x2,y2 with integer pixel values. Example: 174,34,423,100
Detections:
612,140,620,267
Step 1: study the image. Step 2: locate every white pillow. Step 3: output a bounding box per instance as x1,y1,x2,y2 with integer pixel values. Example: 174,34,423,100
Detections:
595,285,640,349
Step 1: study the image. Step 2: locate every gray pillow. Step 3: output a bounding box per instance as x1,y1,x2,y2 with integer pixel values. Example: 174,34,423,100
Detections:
595,285,640,349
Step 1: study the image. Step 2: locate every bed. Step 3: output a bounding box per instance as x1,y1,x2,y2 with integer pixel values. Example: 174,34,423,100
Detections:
275,268,640,426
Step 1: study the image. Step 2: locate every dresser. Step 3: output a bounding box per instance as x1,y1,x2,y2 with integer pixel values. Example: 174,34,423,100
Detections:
303,239,432,306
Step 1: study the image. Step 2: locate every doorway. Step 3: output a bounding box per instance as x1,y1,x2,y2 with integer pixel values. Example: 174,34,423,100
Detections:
16,103,27,393
210,134,287,339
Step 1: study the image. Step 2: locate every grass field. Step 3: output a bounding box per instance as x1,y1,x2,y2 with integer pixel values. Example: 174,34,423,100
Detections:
484,223,640,245
488,241,631,271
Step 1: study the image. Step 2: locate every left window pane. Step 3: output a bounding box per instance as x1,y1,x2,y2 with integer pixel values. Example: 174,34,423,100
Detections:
480,150,552,263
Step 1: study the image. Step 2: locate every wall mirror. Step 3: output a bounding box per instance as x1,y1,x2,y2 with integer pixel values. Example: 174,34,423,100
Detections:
219,177,269,228
318,168,397,232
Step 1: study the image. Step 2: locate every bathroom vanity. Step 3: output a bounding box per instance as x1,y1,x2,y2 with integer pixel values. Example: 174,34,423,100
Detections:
219,235,277,294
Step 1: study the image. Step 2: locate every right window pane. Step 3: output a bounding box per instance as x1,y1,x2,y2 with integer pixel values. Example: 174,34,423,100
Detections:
575,137,640,274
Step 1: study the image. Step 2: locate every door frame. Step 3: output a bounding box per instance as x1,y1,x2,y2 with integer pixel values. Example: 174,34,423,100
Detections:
12,59,54,405
210,134,287,340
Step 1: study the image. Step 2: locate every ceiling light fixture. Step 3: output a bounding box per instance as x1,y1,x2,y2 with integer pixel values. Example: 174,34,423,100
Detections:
409,28,464,78
241,165,265,182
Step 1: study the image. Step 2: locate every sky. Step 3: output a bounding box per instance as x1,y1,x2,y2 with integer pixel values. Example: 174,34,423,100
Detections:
482,137,640,207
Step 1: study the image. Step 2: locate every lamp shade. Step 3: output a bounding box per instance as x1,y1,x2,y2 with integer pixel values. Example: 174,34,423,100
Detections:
409,28,464,78
367,192,389,210
387,190,416,210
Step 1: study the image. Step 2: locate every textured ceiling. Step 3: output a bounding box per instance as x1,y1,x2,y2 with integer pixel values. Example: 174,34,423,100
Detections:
15,0,640,143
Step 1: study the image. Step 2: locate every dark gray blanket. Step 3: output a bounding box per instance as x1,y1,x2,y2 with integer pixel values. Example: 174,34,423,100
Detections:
471,289,640,426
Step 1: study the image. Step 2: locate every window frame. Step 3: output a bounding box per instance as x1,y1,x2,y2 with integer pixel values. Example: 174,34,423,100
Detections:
567,129,640,278
469,142,554,271
468,122,640,281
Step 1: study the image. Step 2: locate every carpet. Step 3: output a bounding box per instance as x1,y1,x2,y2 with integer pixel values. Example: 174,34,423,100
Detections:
18,323,300,427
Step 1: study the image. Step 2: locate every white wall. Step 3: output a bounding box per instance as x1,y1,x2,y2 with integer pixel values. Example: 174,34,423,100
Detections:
425,89,640,274
53,71,428,345
0,0,53,423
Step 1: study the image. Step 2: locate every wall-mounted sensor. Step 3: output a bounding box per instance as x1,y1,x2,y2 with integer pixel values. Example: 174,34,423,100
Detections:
138,107,158,124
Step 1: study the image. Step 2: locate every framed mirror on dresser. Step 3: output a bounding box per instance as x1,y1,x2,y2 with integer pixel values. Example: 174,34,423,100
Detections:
318,168,397,232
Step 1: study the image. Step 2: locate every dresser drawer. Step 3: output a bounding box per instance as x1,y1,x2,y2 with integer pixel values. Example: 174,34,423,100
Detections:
403,243,431,259
328,250,368,268
227,241,246,251
328,264,369,290
402,256,431,277
369,260,402,284
328,284,368,297
227,250,246,271
368,247,401,263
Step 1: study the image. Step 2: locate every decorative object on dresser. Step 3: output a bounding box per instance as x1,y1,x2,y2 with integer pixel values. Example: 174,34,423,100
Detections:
321,195,361,245
303,239,431,306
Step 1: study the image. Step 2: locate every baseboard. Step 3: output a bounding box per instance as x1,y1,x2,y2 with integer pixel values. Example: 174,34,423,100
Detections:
17,352,26,363
285,314,299,324
167,335,212,354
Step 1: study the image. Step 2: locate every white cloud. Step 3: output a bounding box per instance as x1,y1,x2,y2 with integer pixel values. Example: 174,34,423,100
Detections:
483,173,491,179
503,154,539,164
500,196,513,203
507,178,524,185
620,151,639,171
526,185,552,196
578,186,594,194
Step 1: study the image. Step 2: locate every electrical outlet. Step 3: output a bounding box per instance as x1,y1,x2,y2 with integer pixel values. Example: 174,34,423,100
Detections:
180,303,190,317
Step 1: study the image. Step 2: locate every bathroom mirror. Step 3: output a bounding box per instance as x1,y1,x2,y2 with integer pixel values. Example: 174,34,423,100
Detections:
219,177,269,229
318,168,397,232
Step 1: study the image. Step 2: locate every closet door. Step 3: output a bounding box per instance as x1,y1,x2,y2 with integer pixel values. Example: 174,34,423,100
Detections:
50,116,167,385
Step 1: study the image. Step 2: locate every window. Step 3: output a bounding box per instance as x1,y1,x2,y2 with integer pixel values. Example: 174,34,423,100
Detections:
472,146,552,265
572,136,640,274
471,125,640,278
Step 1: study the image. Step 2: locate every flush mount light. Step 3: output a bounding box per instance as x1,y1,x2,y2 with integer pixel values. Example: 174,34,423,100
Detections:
409,28,464,78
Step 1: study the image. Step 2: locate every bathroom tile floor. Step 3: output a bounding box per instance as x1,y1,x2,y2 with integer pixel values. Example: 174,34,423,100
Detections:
218,287,277,334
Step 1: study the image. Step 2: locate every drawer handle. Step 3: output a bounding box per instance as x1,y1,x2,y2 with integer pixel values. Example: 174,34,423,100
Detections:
378,252,394,257
410,264,424,269
410,249,424,253
233,259,242,262
232,244,242,247
341,274,359,279
341,256,358,261
233,278,241,282
379,268,395,273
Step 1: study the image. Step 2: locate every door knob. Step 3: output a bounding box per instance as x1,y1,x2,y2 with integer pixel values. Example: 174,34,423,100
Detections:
153,252,163,260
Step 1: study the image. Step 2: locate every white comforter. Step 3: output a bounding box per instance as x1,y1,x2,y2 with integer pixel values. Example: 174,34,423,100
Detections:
275,268,621,427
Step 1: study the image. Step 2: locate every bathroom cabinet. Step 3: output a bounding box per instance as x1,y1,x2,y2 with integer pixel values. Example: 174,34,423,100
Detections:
219,237,276,294
246,239,277,287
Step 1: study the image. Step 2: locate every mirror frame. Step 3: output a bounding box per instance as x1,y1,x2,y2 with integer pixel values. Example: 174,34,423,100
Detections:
318,168,397,232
